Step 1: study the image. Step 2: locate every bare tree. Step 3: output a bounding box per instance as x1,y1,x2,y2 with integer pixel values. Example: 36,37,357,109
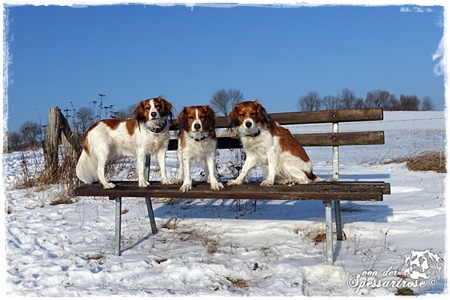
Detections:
210,88,244,115
113,104,135,119
321,95,339,110
8,131,23,151
76,106,95,134
385,94,399,110
421,96,435,111
354,97,365,109
399,95,420,111
365,90,392,109
20,121,41,148
298,92,321,111
339,88,357,109
377,90,391,108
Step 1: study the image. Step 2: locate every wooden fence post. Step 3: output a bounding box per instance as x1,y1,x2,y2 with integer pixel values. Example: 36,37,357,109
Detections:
3,130,9,153
42,107,82,183
60,117,81,158
42,107,62,182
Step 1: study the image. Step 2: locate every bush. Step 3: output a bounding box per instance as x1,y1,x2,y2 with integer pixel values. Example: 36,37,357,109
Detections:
385,151,446,173
406,151,446,173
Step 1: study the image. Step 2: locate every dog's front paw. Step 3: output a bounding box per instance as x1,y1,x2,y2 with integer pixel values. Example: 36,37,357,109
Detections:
174,179,183,185
139,180,150,188
279,179,296,186
103,182,116,189
211,182,224,190
227,179,242,186
180,183,192,192
161,179,174,185
260,179,274,187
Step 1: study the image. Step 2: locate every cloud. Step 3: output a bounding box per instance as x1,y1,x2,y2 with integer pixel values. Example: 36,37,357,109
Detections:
400,6,433,13
433,37,444,77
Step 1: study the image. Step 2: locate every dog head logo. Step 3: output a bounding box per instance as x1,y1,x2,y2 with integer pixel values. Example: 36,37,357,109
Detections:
401,249,443,280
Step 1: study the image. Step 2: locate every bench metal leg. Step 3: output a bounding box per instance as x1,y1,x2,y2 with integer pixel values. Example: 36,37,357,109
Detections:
334,200,343,241
324,200,334,265
331,122,343,242
114,196,122,256
145,197,158,234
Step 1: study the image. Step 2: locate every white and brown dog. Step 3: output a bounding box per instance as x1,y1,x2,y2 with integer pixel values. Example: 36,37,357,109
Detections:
227,100,319,186
76,96,174,189
176,105,224,192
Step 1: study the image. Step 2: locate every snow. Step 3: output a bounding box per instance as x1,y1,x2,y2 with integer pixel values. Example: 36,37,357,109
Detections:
2,111,448,297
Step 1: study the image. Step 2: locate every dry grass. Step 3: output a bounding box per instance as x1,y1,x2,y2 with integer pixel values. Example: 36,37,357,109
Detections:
226,277,250,290
86,254,106,265
50,198,74,206
203,237,220,254
86,253,106,260
160,218,222,254
406,151,446,173
154,258,168,264
396,287,415,296
12,149,82,208
294,225,347,245
162,217,179,230
384,151,446,173
13,151,40,189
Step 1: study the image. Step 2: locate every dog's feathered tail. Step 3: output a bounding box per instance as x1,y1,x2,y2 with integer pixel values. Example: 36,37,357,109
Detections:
76,151,99,184
306,171,322,183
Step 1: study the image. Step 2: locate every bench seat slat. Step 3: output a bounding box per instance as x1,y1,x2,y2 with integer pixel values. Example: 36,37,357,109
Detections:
74,181,390,201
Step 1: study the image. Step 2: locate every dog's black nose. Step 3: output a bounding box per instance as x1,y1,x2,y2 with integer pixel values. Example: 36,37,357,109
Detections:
194,123,201,130
245,121,252,128
151,112,158,118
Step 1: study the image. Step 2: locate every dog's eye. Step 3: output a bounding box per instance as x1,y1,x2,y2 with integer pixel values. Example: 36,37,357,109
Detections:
250,112,257,116
239,113,245,117
155,104,161,109
199,115,206,120
188,116,195,120
145,106,151,111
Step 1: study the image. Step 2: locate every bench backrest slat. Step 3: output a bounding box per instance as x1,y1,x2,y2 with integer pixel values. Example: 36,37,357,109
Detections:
167,131,385,150
169,108,384,130
166,108,385,150
293,131,385,147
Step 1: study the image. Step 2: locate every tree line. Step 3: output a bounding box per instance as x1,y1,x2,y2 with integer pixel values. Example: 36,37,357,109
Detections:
297,88,435,112
7,95,134,152
6,88,436,152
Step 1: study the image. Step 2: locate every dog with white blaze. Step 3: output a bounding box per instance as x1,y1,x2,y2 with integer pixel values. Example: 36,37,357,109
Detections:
227,100,319,186
76,96,174,189
176,105,224,192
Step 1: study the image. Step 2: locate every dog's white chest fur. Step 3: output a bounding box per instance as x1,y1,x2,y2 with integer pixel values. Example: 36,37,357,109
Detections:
137,127,170,154
239,130,279,164
180,136,217,163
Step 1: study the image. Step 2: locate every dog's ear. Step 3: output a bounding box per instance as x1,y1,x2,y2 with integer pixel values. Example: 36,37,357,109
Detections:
255,100,270,127
228,104,239,128
133,101,147,123
159,96,174,120
177,107,188,130
205,105,217,129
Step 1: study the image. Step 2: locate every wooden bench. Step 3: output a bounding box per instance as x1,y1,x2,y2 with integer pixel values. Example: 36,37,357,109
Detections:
74,108,391,265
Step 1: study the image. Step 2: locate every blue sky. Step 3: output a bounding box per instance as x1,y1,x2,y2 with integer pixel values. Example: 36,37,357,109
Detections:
4,4,445,132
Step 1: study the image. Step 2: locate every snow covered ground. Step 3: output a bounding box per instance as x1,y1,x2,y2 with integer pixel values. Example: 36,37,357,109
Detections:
2,111,447,297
